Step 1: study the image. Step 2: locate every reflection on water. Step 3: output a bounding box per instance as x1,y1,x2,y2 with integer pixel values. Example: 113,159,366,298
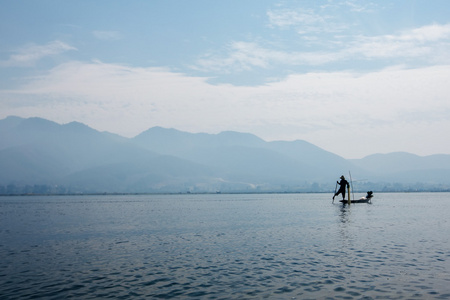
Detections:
339,204,351,223
337,205,354,256
0,193,449,299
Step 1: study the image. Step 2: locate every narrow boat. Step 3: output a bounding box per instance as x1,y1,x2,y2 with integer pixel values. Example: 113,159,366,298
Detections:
339,191,373,204
339,198,371,204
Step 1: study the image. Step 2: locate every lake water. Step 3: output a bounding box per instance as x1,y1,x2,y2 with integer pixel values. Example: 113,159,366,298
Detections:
0,193,449,299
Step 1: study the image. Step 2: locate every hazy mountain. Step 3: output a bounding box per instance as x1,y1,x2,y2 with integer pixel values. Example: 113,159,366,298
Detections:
1,116,450,194
1,117,154,173
133,126,358,183
0,117,216,192
265,140,355,182
350,152,450,173
133,126,267,156
60,155,217,193
350,152,450,184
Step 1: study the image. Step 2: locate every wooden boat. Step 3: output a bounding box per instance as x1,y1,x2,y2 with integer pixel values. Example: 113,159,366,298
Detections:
339,191,373,204
339,198,371,204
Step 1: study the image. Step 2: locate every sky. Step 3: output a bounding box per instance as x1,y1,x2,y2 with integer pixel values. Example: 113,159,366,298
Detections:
1,0,450,159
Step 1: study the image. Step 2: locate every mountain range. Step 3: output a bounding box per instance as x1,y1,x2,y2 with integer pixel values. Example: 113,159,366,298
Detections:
1,116,449,194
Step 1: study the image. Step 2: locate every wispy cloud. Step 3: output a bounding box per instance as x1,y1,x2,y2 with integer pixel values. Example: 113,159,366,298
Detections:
193,3,450,75
410,23,450,41
0,41,77,67
192,41,343,74
266,0,378,35
92,30,122,41
193,23,450,73
322,0,379,13
267,8,327,28
193,42,271,73
348,23,450,60
267,8,348,35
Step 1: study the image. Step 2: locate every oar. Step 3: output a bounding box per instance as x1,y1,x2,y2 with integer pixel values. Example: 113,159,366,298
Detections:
332,181,337,203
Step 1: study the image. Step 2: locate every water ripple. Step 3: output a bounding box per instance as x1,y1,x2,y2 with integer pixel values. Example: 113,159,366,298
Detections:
1,193,450,299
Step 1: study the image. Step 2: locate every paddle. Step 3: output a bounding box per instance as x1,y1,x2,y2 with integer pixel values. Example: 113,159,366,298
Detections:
332,181,337,203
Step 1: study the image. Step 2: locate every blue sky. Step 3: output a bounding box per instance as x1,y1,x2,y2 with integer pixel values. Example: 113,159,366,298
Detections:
1,0,450,158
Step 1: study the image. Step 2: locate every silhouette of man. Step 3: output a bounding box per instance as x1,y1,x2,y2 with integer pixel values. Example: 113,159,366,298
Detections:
333,175,349,201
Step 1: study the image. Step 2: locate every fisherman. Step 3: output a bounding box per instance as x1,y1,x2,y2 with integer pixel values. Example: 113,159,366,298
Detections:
333,175,349,201
365,191,373,199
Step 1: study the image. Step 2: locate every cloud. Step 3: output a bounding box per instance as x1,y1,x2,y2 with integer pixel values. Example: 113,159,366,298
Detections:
266,1,378,34
348,23,450,60
327,0,378,13
267,8,348,35
92,30,122,41
267,8,327,28
192,23,450,73
2,60,450,157
0,41,77,67
193,42,273,73
402,23,450,42
193,41,343,74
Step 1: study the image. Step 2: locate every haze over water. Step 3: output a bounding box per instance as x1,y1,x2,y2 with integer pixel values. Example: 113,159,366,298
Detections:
1,193,449,299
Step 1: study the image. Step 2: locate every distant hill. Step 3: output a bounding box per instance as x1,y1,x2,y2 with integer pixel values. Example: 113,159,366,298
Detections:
0,117,214,193
1,116,450,194
350,152,450,185
133,127,358,184
350,152,450,173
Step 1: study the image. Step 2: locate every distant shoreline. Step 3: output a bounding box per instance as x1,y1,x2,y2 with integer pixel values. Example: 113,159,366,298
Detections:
1,190,450,197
